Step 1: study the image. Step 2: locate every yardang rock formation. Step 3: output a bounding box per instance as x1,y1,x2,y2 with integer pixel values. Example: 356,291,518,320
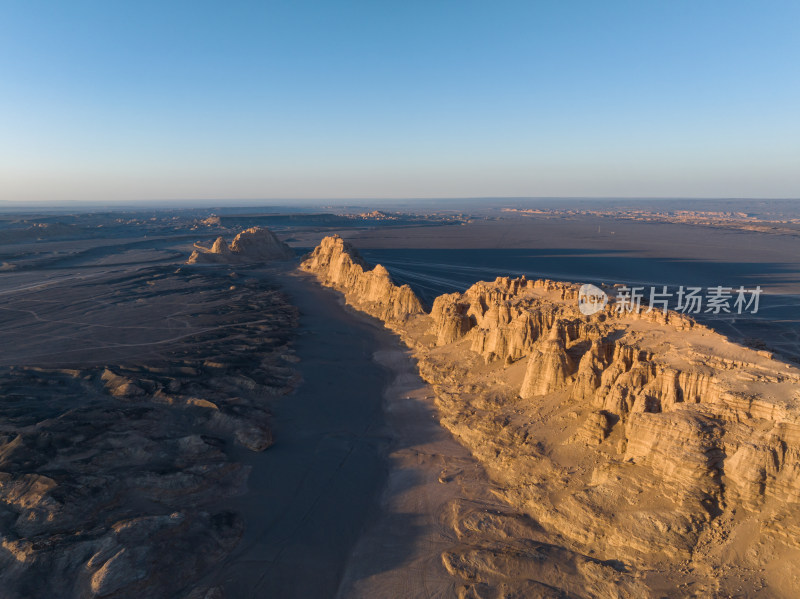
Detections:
302,234,800,597
301,235,424,322
188,227,294,264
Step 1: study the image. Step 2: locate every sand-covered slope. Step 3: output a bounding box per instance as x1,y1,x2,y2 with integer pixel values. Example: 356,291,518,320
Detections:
188,226,294,264
302,235,800,598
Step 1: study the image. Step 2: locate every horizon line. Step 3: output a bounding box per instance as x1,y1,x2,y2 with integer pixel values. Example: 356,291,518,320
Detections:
1,195,799,207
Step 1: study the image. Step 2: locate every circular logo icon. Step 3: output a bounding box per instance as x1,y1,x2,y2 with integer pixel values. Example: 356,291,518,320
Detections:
578,283,608,315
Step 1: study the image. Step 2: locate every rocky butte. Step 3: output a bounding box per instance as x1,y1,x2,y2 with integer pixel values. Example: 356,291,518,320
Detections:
188,226,295,264
302,234,800,597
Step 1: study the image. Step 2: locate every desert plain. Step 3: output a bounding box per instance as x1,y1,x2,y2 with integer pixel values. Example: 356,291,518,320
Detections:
1,199,800,598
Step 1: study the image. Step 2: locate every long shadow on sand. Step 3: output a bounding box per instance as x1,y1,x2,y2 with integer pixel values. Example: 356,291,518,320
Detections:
202,268,433,599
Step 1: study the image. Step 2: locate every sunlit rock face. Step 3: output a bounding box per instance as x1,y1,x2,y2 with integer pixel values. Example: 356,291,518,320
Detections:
302,234,800,596
188,227,294,264
300,235,424,322
519,322,576,398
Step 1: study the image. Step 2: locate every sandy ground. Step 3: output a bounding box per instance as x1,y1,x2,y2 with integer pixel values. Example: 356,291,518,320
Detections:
196,270,393,598
197,268,501,598
288,216,800,292
335,347,500,599
0,222,502,597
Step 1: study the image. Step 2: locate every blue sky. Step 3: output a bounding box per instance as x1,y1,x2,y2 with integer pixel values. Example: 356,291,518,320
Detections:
1,0,799,202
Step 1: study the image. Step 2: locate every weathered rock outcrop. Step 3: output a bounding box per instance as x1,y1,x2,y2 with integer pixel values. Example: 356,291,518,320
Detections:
430,293,473,345
519,322,576,398
0,267,299,598
300,235,424,323
188,227,294,264
427,276,583,364
302,235,800,597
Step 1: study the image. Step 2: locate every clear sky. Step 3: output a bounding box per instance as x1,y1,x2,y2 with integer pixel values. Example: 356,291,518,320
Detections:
1,0,799,203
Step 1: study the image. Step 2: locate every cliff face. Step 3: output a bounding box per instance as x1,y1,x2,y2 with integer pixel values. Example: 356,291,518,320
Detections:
188,227,294,264
301,235,800,597
300,235,424,322
519,321,576,397
432,273,800,514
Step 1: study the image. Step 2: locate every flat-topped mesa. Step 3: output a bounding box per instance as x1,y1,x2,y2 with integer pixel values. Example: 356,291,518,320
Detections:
300,235,424,323
187,226,294,264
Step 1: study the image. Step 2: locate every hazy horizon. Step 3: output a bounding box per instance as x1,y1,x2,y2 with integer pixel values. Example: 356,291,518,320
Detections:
2,196,800,213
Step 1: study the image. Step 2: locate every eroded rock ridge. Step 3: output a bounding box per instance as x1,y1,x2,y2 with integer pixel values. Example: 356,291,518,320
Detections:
300,235,424,322
188,227,294,264
302,234,800,597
